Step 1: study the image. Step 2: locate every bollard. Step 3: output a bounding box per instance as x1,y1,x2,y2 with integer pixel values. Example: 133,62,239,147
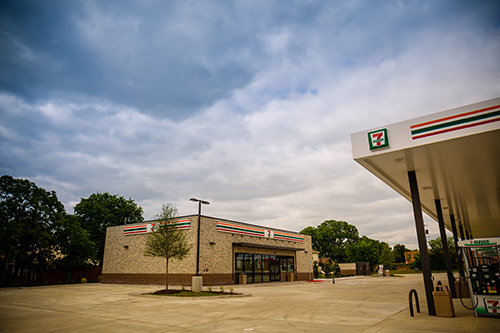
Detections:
332,277,335,284
409,289,420,317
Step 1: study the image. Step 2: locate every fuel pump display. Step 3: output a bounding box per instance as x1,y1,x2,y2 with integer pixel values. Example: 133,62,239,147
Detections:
458,238,500,317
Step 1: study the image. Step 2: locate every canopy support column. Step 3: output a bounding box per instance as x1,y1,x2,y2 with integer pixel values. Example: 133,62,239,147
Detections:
408,170,436,316
435,199,456,298
450,214,464,278
459,223,465,240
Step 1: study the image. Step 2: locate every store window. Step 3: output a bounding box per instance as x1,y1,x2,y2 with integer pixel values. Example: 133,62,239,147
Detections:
235,252,294,283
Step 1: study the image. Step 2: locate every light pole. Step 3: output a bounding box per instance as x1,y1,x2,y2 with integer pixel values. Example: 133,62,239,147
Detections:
190,198,209,291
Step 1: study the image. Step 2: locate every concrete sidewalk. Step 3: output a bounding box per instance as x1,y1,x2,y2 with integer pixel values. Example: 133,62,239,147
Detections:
0,274,497,332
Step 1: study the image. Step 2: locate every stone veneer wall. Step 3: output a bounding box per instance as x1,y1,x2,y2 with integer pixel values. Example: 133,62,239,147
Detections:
102,215,312,285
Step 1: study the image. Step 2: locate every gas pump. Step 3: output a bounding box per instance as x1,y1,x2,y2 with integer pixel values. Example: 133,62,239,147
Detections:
458,238,500,317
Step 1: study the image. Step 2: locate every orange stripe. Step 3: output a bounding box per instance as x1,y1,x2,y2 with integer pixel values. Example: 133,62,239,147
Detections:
410,104,500,129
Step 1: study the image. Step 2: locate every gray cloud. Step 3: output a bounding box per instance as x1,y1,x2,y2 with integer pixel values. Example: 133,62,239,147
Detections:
1,0,499,249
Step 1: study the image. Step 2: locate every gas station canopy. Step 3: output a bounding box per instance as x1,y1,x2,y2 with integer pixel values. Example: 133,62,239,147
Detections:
351,97,500,238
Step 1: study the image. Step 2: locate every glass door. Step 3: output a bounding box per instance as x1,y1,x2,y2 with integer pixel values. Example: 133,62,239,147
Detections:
269,256,281,281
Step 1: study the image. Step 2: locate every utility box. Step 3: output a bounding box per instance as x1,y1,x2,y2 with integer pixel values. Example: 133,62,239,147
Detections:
454,278,470,299
433,285,455,317
239,273,247,285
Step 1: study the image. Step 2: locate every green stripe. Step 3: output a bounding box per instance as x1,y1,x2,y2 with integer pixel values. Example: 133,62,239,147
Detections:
125,227,146,231
276,233,303,240
217,224,265,235
411,110,500,135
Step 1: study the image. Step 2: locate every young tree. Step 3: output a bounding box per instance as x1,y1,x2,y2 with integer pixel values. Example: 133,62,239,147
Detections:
74,192,143,263
143,204,191,290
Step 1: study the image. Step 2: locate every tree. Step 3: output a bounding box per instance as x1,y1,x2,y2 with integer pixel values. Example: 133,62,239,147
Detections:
301,220,359,262
345,236,380,270
410,251,421,270
74,192,143,263
392,244,409,263
53,215,95,267
143,204,191,290
313,260,319,279
379,243,394,269
428,236,456,270
0,175,65,270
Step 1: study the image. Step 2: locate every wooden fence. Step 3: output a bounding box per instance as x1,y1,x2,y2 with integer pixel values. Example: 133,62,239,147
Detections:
0,263,102,287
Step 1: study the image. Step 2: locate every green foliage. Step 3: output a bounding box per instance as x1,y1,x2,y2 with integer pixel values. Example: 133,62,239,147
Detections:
332,261,341,277
313,260,319,279
144,204,191,290
345,236,380,270
53,214,95,267
410,251,421,270
428,236,456,270
392,244,409,263
300,220,359,262
0,175,64,268
379,244,394,269
324,262,332,277
74,192,143,263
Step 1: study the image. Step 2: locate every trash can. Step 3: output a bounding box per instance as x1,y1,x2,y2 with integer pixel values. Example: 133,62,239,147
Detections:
287,272,294,282
433,284,455,317
385,270,390,277
239,273,247,285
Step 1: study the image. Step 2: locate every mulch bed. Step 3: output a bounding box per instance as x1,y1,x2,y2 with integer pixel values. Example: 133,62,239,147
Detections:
151,289,243,296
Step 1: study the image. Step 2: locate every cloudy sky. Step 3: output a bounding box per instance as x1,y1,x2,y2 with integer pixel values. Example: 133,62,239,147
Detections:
1,0,499,248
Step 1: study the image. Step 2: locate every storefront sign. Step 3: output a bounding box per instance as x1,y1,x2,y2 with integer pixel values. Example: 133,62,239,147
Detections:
124,219,191,235
368,128,389,150
216,222,304,242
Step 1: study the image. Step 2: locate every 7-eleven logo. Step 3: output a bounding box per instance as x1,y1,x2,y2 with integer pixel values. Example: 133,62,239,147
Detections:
368,129,389,150
485,299,500,314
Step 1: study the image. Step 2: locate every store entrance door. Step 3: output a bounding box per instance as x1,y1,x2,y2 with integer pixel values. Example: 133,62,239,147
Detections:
269,258,281,282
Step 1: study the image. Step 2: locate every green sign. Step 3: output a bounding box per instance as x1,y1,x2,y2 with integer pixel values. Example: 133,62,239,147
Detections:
368,128,389,150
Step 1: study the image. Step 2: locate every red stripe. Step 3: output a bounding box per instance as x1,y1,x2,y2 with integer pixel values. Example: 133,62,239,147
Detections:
411,104,500,129
412,117,500,139
124,230,147,235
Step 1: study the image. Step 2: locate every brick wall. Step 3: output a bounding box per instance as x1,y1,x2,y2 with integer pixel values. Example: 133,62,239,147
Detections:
102,216,312,284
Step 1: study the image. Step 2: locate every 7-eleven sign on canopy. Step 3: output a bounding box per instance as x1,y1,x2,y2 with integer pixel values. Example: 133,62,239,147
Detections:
368,128,389,150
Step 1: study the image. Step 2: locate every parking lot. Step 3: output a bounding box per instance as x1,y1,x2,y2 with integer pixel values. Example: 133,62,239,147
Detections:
0,274,497,332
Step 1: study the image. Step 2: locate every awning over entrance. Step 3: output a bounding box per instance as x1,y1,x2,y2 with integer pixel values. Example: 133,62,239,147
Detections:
351,97,500,238
233,242,305,252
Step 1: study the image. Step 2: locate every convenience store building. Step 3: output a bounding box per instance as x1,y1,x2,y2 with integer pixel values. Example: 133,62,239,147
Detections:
102,215,313,285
